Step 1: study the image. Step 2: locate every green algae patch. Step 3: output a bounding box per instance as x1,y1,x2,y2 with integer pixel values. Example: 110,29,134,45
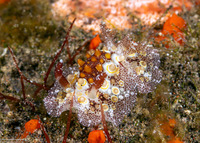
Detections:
0,0,61,51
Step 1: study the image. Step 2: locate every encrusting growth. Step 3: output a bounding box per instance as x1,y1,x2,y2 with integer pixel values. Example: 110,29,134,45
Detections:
43,23,162,127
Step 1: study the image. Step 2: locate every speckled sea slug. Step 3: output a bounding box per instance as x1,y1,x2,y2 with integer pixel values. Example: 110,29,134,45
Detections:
43,24,162,127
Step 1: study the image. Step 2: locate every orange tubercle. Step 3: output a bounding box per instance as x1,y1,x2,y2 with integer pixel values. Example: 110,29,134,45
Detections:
89,34,102,50
84,65,92,73
88,78,94,84
86,53,91,58
80,72,86,78
99,58,104,64
91,56,97,62
95,64,103,72
94,49,101,57
105,53,111,59
78,59,85,66
88,130,106,143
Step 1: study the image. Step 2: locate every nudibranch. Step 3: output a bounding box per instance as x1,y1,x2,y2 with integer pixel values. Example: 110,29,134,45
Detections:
43,24,162,127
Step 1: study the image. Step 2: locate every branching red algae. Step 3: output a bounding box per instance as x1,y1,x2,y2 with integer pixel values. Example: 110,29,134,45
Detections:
100,102,112,143
43,18,76,88
62,94,74,143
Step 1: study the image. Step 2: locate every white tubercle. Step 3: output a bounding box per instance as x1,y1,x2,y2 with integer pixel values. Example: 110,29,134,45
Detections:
111,54,125,65
103,62,119,76
99,78,111,93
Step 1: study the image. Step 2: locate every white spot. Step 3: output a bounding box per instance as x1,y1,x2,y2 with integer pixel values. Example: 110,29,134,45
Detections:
125,94,129,97
55,89,59,93
119,95,123,100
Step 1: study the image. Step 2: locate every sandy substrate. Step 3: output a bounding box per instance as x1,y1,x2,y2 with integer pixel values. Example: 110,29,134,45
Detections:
0,0,199,142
